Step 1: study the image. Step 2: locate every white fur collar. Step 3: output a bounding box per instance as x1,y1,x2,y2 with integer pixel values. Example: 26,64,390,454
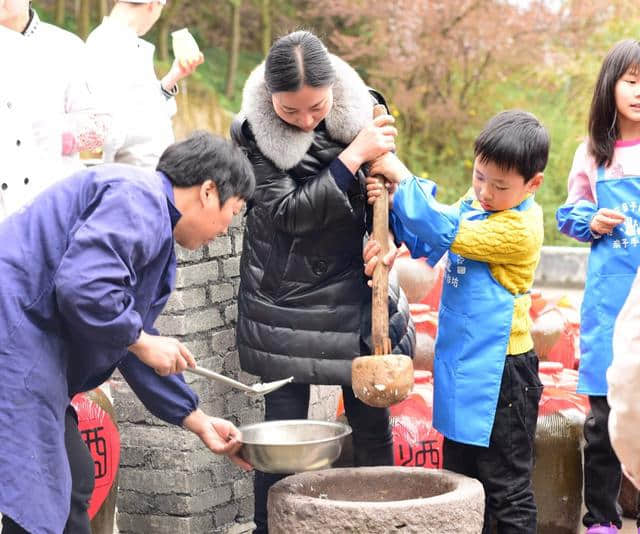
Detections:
238,54,375,170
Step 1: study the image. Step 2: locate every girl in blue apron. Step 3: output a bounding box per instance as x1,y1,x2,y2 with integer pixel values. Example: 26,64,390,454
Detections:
557,39,640,534
367,110,549,534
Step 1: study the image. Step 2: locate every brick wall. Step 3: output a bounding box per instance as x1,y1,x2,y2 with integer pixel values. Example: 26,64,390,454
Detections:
115,214,260,534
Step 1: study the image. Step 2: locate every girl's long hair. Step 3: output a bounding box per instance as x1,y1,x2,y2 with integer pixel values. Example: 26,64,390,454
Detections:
588,39,640,167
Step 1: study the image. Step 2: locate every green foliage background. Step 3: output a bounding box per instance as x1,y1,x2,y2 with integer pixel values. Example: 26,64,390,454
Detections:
34,2,640,246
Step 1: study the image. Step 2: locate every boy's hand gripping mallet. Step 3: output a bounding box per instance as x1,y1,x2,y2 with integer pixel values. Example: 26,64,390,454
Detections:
351,104,414,408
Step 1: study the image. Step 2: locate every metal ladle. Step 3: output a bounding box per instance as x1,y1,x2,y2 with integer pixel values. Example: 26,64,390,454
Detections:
185,365,293,395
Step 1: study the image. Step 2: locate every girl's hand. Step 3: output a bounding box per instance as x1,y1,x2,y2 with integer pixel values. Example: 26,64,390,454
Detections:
183,409,252,471
365,176,396,207
590,208,626,236
364,236,398,283
368,153,412,184
128,331,196,376
338,114,397,173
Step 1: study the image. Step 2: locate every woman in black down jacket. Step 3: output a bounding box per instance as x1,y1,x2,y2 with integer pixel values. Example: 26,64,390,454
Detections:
231,31,415,533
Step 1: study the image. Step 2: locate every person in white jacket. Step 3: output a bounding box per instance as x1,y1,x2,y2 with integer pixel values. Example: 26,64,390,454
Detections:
85,0,204,170
608,268,640,492
0,0,108,219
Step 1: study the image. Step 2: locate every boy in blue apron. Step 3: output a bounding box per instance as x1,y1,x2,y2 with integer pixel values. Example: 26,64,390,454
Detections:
0,132,254,534
366,110,548,534
557,39,640,534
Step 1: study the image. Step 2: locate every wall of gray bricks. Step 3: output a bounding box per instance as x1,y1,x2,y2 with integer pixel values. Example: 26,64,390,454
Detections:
113,214,259,534
112,212,343,533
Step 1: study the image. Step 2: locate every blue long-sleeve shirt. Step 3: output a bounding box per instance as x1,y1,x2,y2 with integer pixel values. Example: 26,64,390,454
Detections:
0,164,197,534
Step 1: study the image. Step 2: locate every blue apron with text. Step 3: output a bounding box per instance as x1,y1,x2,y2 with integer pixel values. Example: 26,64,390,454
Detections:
433,196,532,447
578,167,640,395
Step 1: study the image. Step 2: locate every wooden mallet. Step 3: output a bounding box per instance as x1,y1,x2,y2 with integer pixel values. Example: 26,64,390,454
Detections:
351,104,414,408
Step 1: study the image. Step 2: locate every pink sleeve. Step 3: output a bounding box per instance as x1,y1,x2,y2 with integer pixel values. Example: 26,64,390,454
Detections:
565,141,596,205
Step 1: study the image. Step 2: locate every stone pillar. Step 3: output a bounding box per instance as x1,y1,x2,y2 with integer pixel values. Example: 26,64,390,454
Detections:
115,215,260,533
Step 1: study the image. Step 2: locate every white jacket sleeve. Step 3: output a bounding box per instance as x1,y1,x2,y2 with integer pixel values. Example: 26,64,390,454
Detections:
608,268,640,489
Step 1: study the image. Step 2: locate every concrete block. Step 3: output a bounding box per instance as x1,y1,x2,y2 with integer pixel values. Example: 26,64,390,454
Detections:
117,513,213,533
233,477,254,499
119,446,148,468
232,232,244,255
119,468,213,495
165,288,207,313
211,329,236,354
146,448,213,472
223,350,241,375
119,425,200,451
155,486,233,515
184,339,212,364
237,497,255,522
225,304,238,324
535,245,589,288
176,244,205,263
222,257,241,278
116,489,156,514
157,309,223,336
213,502,240,528
236,407,264,426
209,283,234,303
227,522,256,534
185,309,224,334
208,236,232,257
175,261,219,289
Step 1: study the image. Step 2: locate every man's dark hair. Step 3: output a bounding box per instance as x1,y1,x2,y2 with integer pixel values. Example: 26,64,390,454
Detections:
264,30,335,93
474,110,549,182
157,132,255,203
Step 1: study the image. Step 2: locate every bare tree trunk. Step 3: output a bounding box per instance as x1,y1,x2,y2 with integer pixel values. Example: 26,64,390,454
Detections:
55,0,66,26
157,0,183,61
98,0,109,19
78,0,91,40
225,0,242,98
261,0,271,56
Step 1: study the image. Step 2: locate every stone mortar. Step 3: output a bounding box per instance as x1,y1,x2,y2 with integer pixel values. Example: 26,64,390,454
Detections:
268,466,485,533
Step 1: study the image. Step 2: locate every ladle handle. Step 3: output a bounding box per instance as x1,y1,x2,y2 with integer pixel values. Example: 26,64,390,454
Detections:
371,103,392,355
185,365,255,393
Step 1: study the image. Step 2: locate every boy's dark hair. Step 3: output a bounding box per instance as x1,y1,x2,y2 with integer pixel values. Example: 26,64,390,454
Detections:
474,110,549,182
588,39,640,167
157,132,255,204
264,30,336,93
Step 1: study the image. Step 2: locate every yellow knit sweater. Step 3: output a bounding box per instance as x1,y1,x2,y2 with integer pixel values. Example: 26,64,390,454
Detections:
450,194,544,355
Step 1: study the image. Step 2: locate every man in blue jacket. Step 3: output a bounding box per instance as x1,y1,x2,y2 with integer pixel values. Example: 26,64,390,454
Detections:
0,132,255,534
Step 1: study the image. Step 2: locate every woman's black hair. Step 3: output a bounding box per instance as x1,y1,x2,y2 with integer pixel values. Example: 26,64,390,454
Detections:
264,30,336,93
474,110,549,182
157,131,255,203
588,39,640,167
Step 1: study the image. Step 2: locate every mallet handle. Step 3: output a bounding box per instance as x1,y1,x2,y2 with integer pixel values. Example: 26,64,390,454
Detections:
371,104,392,355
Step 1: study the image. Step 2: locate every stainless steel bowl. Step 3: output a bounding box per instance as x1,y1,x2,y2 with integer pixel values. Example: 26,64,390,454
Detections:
238,420,352,474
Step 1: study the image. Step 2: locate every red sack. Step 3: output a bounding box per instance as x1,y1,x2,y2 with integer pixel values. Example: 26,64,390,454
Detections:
389,371,444,469
538,361,589,416
547,322,579,370
71,389,121,520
